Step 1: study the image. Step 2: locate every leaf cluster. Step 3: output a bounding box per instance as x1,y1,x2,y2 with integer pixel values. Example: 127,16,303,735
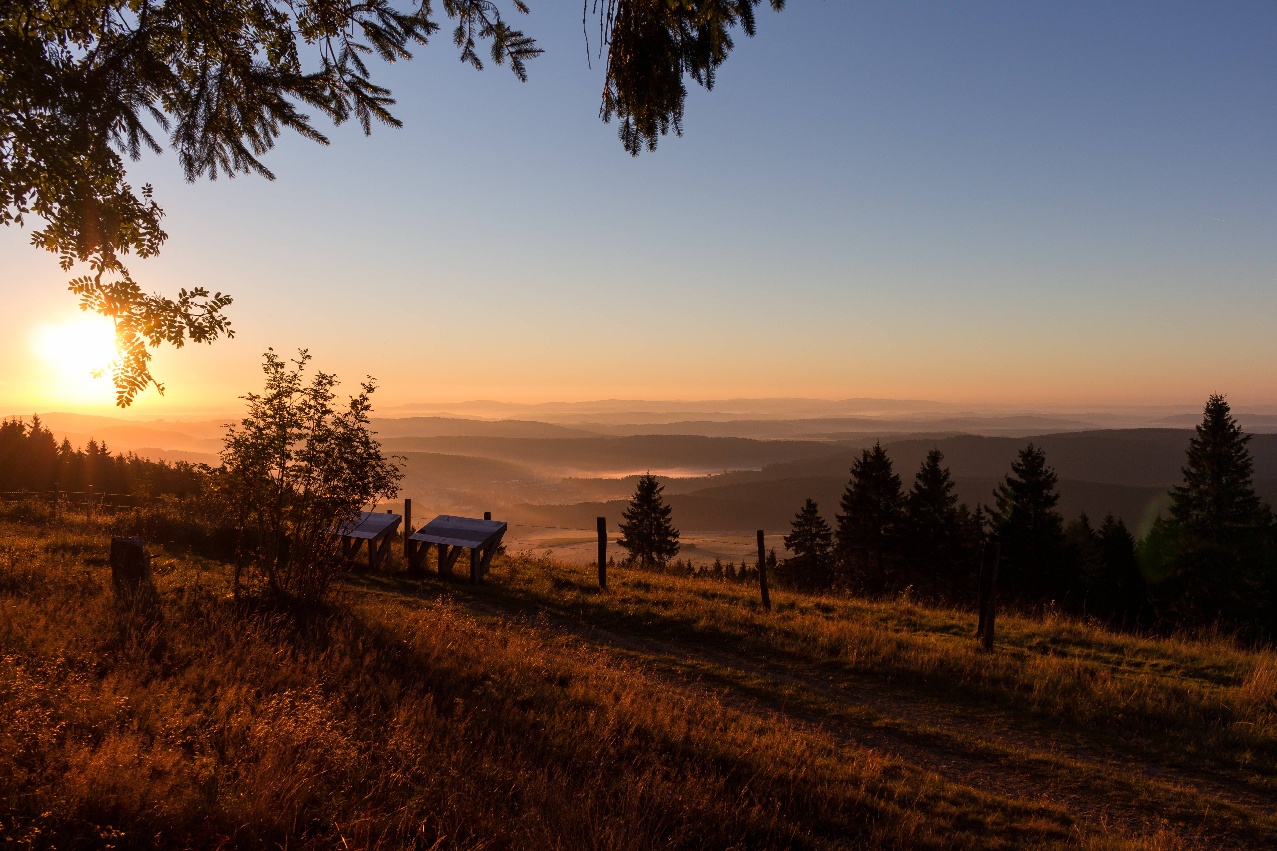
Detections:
589,0,785,154
2,1,538,404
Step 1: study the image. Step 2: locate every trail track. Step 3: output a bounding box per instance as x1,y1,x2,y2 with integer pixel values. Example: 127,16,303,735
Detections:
367,579,1277,850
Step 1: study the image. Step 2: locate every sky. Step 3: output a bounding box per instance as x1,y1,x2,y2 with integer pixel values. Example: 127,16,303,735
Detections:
2,0,1275,416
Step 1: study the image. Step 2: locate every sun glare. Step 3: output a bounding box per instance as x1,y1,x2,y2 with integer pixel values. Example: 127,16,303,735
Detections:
29,314,119,402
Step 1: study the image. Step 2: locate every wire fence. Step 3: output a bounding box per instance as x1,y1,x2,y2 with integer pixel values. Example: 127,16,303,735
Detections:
0,489,153,517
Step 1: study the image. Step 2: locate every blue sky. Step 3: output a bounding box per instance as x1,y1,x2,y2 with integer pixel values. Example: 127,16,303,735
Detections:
3,0,1275,413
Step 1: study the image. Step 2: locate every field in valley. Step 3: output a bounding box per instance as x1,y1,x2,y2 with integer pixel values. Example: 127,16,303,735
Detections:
3,514,1275,849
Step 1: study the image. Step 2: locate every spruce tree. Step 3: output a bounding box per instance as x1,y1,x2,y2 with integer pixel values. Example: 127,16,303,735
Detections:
1170,395,1267,544
1097,515,1145,628
992,443,1067,602
836,442,904,594
902,449,965,597
1064,513,1101,614
783,498,834,589
1159,395,1273,628
617,473,681,569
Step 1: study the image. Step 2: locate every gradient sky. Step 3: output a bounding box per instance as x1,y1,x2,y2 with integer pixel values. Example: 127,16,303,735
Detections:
3,1,1275,415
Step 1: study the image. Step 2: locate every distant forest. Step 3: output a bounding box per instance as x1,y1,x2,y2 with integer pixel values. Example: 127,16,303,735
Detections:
3,400,1274,638
0,416,205,497
769,396,1275,638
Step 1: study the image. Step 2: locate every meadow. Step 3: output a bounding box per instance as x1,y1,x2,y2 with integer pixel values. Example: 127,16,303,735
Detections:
1,512,1274,849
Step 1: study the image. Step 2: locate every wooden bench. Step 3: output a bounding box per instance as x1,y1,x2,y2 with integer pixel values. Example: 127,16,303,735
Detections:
407,515,506,583
338,510,402,571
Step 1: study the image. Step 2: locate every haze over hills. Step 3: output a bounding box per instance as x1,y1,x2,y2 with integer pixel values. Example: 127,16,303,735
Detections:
8,403,1277,542
504,431,1277,536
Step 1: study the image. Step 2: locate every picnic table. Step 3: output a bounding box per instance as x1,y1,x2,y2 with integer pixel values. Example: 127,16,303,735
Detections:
338,510,402,571
407,514,507,583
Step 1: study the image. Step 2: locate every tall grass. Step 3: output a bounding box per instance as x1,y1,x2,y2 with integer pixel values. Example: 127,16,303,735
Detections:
2,521,1273,848
490,552,1277,783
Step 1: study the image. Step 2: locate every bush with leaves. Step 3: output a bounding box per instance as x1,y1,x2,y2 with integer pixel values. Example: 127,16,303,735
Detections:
218,350,401,602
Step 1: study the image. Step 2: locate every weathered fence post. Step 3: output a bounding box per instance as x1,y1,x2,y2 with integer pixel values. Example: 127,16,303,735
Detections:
982,543,1001,651
976,543,989,639
403,498,412,557
484,511,491,521
597,516,607,590
110,536,151,595
757,530,771,612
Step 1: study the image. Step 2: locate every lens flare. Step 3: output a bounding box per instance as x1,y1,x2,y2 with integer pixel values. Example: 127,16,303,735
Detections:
29,314,119,402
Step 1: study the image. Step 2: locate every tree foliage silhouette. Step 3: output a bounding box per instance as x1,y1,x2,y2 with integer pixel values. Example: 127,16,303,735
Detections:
1066,513,1145,627
835,442,904,594
1154,395,1274,628
4,1,784,405
783,498,833,589
992,443,1067,601
218,349,401,602
591,1,786,154
902,448,971,597
617,472,680,569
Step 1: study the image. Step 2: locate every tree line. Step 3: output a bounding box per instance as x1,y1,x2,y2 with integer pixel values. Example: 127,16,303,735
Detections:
0,416,204,498
617,396,1275,638
777,395,1275,636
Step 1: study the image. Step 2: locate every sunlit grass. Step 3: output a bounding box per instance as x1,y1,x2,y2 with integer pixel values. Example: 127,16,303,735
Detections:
1,517,1274,849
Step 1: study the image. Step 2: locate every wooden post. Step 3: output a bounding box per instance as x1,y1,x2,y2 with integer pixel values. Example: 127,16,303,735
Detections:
982,543,1001,652
757,530,771,612
403,498,412,558
976,543,989,639
597,516,607,590
438,543,450,578
86,485,93,523
110,536,151,594
484,511,491,521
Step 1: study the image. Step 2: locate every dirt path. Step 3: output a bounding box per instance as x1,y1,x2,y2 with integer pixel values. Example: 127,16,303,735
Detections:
363,580,1276,849
546,613,1273,848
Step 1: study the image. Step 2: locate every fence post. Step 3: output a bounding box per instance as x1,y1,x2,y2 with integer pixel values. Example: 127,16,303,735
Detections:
597,516,607,590
757,530,771,612
110,536,151,596
976,543,989,639
982,543,1001,652
403,498,412,557
86,485,93,523
484,511,491,521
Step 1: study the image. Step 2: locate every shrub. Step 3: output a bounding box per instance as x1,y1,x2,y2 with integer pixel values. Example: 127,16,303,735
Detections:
217,350,401,602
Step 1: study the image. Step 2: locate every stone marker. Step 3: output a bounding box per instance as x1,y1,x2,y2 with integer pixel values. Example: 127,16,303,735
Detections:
110,536,151,593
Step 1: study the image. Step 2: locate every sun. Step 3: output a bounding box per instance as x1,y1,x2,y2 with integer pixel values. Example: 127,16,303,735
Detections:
29,314,120,401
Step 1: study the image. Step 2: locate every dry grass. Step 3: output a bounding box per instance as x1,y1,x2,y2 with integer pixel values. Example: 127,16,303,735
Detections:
1,519,1274,849
486,552,1277,783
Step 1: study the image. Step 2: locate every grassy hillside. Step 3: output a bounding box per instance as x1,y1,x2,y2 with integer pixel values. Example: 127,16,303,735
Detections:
2,516,1274,848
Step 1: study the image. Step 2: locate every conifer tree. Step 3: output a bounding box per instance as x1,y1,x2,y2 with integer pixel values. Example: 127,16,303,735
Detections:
902,449,965,596
836,442,904,594
1157,395,1273,628
617,473,680,569
783,498,834,589
1170,396,1268,544
1097,515,1145,627
992,443,1068,602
